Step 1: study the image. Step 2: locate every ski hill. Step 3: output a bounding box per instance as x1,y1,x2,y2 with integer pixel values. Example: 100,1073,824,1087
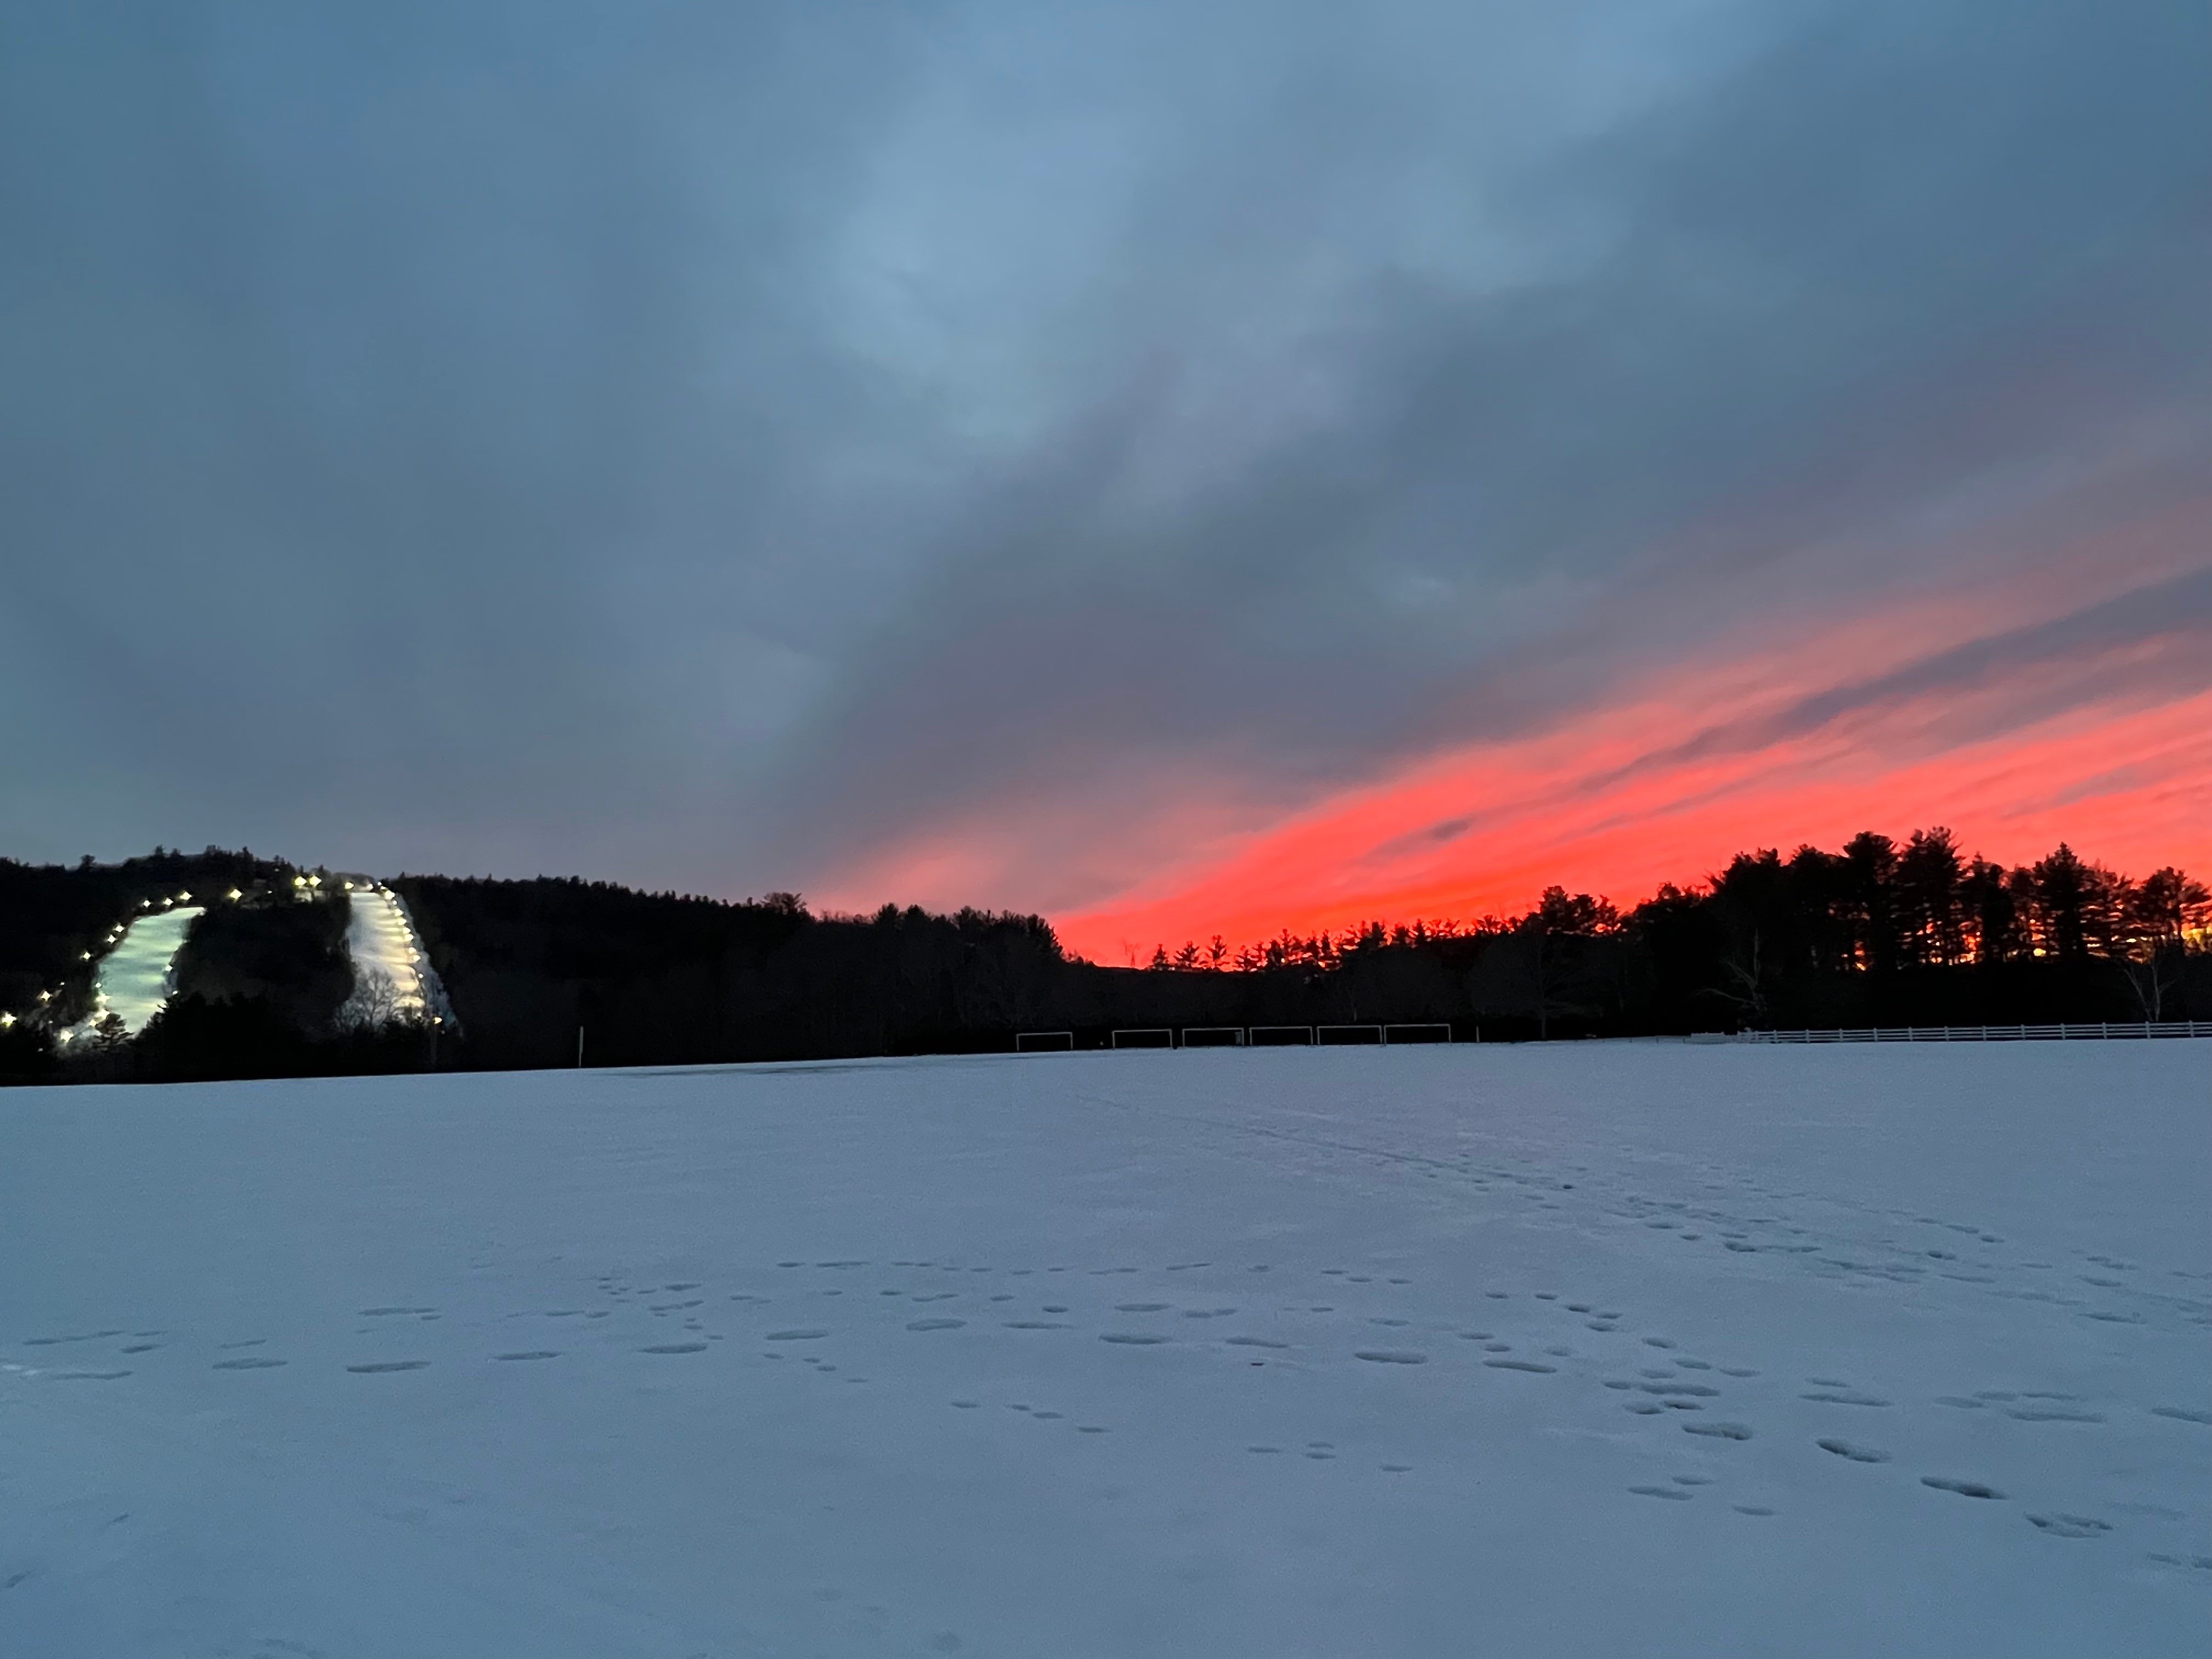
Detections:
5,862,453,1070
337,879,454,1031
57,899,204,1046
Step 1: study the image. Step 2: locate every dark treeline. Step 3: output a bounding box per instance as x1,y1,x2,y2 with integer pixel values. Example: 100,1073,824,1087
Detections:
2,829,2207,1085
1141,829,2212,1036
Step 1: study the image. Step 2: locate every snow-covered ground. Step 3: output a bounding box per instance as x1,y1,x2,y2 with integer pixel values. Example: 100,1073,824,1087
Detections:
338,884,447,1027
55,904,202,1045
2,1042,2205,1656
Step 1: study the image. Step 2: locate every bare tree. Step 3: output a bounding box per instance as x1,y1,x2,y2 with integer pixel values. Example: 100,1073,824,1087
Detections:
2119,948,2185,1023
339,968,421,1034
1702,929,1770,1028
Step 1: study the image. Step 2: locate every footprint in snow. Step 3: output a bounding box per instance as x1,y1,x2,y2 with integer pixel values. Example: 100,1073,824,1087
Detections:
2030,1514,2112,1539
1818,1438,1889,1463
1355,1350,1428,1364
1922,1476,2004,1499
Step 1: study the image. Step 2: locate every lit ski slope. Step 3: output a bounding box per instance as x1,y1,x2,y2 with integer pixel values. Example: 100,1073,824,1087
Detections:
339,884,436,1024
56,904,202,1044
2,1042,2205,1656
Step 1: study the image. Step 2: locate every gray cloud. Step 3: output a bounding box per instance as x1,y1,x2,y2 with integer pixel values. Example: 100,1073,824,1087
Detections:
1,0,2204,904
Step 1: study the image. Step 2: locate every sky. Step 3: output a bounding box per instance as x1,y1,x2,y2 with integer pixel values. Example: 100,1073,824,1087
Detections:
3,1,2206,963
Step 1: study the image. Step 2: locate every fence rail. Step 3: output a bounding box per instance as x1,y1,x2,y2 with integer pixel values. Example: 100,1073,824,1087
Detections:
1109,1028,1175,1049
1739,1022,2212,1043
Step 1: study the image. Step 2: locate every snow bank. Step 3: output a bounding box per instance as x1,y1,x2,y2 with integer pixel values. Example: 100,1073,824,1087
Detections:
2,1042,2205,1656
55,904,202,1045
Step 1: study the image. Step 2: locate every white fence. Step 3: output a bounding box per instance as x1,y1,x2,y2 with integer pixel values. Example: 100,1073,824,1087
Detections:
1738,1022,2212,1043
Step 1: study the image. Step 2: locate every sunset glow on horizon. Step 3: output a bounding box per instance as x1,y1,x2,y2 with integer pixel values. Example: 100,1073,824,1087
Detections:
1053,683,2211,963
815,503,2212,962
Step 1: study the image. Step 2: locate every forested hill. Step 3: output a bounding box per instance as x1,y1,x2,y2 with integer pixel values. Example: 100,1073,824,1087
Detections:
3,831,2207,1085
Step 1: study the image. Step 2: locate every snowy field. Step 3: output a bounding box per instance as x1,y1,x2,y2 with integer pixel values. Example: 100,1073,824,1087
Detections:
57,904,202,1044
3,1042,2207,1657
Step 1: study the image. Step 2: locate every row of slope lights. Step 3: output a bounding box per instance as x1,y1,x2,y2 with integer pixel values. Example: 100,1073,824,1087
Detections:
348,882,447,1024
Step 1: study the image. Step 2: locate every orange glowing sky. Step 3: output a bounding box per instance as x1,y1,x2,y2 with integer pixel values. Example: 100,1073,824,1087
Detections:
817,505,2212,962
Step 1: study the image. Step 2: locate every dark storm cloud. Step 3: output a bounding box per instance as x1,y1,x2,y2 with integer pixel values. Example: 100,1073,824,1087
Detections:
1,1,2204,905
1376,564,2212,865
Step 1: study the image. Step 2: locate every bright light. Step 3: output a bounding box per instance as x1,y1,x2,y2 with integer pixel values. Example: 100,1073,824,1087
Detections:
80,951,92,961
38,991,51,1002
0,1013,14,1028
228,889,242,900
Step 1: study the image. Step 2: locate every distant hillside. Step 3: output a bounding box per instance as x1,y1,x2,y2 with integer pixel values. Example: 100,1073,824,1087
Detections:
4,836,2206,1085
